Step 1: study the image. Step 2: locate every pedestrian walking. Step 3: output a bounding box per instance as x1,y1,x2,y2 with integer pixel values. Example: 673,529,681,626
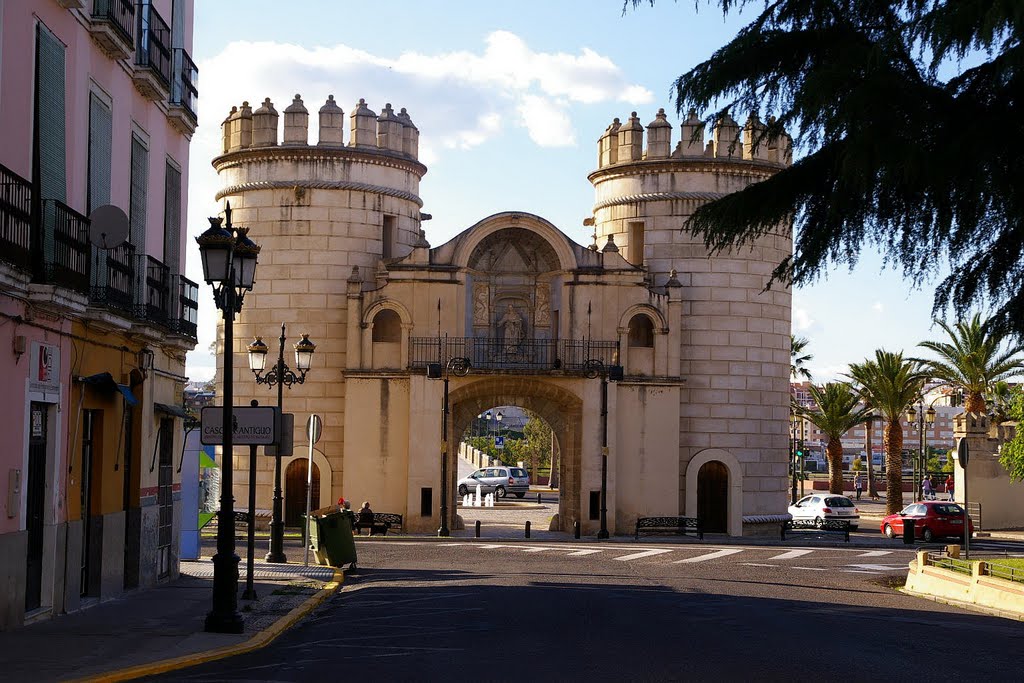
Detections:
922,476,934,501
854,474,863,501
945,474,954,501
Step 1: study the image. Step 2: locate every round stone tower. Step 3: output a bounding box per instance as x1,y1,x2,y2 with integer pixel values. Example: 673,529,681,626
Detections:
212,94,427,514
588,107,793,532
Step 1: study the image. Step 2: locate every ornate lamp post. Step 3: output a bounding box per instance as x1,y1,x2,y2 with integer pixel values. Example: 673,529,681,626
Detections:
586,359,623,539
907,401,937,499
427,356,471,537
248,325,316,563
790,413,801,504
196,202,260,634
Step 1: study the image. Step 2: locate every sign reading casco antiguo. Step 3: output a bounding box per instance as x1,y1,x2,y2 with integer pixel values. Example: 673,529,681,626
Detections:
201,406,277,445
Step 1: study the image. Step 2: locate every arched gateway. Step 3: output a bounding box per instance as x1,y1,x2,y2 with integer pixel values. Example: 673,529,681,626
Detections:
216,94,793,537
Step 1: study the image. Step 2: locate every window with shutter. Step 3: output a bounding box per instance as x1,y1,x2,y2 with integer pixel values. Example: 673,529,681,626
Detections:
35,23,66,204
89,94,113,290
129,134,149,305
163,161,181,274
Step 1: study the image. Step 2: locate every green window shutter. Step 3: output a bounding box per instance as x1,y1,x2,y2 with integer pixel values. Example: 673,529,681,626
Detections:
35,23,66,204
163,162,181,273
129,134,149,250
89,94,113,289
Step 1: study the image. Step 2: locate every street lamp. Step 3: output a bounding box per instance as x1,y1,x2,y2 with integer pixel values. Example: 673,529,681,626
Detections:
248,325,316,563
196,202,260,634
864,411,881,499
790,414,801,504
495,410,503,443
585,359,623,539
907,401,937,499
427,355,470,537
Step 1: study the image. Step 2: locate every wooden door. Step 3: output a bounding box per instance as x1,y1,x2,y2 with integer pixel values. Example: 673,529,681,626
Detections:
25,403,47,611
285,460,320,527
697,461,729,533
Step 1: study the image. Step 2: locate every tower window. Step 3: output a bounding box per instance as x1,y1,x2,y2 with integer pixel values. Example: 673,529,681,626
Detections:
372,309,401,342
627,314,654,348
382,215,396,259
627,221,644,266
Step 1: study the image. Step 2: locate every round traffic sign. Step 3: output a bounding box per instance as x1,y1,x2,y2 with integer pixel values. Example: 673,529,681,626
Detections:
956,437,969,468
305,414,323,444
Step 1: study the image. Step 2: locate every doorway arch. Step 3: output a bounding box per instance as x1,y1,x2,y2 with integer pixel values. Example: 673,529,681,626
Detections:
448,376,583,531
697,461,728,533
684,448,743,536
285,460,320,527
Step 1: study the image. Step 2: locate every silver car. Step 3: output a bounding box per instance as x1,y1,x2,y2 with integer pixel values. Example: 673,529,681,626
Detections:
457,466,530,499
787,494,860,529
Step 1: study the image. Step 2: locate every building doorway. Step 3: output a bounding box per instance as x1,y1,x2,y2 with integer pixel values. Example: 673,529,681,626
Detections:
285,460,320,527
25,403,47,612
697,460,728,533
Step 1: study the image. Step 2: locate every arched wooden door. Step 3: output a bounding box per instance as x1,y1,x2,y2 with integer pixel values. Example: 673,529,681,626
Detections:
697,461,728,533
285,460,320,527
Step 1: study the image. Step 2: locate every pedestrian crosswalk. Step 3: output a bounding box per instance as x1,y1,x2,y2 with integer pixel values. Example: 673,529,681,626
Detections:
427,541,913,574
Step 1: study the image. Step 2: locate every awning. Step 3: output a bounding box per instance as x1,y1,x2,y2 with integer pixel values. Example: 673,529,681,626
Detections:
154,402,189,418
79,372,138,406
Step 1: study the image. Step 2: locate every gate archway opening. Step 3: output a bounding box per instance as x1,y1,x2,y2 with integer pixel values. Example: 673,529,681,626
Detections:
697,461,729,533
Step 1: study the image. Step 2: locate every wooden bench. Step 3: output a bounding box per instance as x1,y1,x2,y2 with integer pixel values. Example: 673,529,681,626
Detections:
781,518,852,542
635,516,703,540
353,512,403,536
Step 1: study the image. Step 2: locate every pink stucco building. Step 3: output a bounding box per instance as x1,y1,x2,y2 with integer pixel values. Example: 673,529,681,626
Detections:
0,0,197,630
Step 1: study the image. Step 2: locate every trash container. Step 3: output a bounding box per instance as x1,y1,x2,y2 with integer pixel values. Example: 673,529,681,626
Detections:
306,510,357,568
902,518,916,545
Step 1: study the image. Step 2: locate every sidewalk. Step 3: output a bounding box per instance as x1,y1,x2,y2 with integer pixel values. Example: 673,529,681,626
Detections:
0,555,341,683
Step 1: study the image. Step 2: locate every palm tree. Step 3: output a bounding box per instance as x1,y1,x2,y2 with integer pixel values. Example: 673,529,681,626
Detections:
794,383,872,494
847,350,929,515
791,335,813,381
986,380,1014,423
917,313,1024,414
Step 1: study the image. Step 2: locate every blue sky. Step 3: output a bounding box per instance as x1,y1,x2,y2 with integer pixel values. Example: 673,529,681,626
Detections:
184,0,946,382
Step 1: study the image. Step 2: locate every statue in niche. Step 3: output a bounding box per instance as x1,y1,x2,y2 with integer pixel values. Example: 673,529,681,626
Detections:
536,284,550,326
473,283,489,325
498,304,524,353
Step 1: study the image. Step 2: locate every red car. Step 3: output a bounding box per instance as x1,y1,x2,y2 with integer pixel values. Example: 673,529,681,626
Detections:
881,501,974,542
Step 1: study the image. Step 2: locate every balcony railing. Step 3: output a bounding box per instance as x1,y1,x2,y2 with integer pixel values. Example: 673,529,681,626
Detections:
409,337,620,374
133,2,171,98
168,48,198,131
91,241,136,312
171,274,198,339
39,200,91,295
0,163,32,271
90,0,135,59
137,255,170,325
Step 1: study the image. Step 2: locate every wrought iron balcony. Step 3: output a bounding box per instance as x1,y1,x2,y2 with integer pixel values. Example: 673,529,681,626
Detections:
137,255,170,325
167,48,198,135
0,163,33,272
132,2,171,99
90,0,135,60
38,200,91,295
90,241,136,313
409,337,619,374
171,274,198,339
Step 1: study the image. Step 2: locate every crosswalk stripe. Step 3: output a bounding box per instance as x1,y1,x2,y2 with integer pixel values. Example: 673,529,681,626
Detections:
520,547,551,553
566,549,604,556
741,563,777,568
674,549,744,563
770,549,814,560
614,549,674,562
792,566,829,571
856,550,892,557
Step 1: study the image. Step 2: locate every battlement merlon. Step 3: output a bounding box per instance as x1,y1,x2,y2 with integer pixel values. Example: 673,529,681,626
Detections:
595,108,793,170
219,94,421,163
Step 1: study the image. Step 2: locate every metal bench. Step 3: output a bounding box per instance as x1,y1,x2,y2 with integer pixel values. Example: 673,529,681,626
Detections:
354,512,403,536
634,516,703,540
781,518,851,542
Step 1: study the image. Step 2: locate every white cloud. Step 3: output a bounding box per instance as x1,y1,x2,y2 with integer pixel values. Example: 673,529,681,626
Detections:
809,364,849,382
518,95,576,147
793,307,814,331
872,301,884,313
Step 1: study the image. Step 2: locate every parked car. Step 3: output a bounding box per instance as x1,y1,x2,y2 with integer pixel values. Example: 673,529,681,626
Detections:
880,501,974,542
457,466,530,498
787,494,860,529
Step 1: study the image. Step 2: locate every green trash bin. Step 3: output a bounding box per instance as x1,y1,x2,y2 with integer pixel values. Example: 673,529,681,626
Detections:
307,510,357,568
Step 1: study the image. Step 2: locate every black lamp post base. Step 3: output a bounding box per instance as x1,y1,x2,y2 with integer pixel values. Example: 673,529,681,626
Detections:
437,526,450,537
597,529,609,539
265,519,287,563
204,551,243,634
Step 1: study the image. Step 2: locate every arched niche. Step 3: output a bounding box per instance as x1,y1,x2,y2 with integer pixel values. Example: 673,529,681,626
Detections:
363,300,412,369
684,448,743,536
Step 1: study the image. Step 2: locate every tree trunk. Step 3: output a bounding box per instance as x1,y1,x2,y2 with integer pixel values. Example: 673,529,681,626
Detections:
884,420,905,515
827,438,844,493
965,392,986,414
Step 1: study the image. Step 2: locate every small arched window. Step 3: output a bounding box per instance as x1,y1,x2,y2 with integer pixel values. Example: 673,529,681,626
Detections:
627,314,654,348
371,309,402,342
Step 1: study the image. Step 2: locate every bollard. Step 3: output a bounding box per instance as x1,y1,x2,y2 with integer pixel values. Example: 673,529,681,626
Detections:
537,492,542,504
475,520,481,538
574,520,580,539
525,521,531,538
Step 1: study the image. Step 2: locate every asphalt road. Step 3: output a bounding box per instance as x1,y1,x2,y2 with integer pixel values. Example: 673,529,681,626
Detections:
163,539,1022,682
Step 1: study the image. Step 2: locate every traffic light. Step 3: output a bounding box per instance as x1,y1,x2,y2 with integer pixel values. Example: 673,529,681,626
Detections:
796,440,805,458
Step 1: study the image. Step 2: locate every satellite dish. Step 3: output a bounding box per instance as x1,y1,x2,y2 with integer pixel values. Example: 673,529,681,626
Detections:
88,205,130,249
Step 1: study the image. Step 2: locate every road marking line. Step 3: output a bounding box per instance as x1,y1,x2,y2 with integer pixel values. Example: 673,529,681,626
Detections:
770,549,815,560
741,562,777,567
674,549,744,563
846,563,907,571
520,547,553,553
614,549,675,562
856,550,892,557
792,566,829,571
841,570,883,574
566,549,604,556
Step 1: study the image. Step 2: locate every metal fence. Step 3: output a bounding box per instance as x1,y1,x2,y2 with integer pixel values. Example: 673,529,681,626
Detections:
409,336,618,374
0,162,32,270
986,561,1024,584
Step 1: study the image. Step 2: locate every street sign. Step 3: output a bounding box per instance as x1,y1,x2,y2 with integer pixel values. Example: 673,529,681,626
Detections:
265,413,294,456
306,414,323,444
200,406,277,445
495,435,505,450
957,437,970,468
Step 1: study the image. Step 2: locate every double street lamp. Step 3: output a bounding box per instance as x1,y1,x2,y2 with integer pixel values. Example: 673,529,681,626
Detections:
907,400,937,499
195,202,260,634
427,356,471,537
585,359,623,540
247,325,316,563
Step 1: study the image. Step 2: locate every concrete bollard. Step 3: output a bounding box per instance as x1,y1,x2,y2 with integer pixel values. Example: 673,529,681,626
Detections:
537,493,542,504
475,520,481,538
574,520,580,539
525,521,531,538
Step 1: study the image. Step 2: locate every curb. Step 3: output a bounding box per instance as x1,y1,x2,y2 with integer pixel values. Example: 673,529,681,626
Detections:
900,587,1024,622
76,568,345,683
